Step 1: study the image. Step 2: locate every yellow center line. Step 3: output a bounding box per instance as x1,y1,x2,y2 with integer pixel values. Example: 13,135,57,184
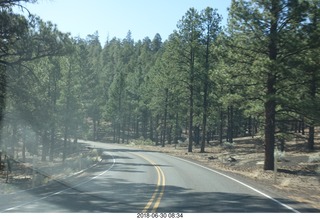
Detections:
133,153,166,213
143,165,161,212
152,165,166,212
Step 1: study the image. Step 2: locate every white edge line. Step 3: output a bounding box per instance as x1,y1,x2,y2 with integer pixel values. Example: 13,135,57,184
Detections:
1,152,116,212
169,155,300,213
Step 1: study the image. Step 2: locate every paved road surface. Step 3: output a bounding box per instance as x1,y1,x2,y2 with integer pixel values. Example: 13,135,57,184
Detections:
0,141,318,213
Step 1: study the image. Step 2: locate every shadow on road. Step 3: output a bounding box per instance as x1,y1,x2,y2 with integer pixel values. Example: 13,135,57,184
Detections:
1,146,319,213
2,156,319,213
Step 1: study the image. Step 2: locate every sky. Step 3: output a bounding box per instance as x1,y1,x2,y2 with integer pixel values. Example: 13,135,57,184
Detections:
18,0,231,45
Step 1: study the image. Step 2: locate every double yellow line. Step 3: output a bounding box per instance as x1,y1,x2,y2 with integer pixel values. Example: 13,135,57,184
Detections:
134,153,166,213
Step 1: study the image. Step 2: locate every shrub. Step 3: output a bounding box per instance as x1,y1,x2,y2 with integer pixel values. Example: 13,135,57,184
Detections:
308,153,320,163
274,148,286,162
222,141,235,151
131,137,154,146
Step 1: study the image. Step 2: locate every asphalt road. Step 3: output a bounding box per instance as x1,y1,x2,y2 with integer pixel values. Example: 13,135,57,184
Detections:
0,141,318,213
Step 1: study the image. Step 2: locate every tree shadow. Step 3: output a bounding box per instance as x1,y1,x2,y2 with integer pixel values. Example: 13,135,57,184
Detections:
278,168,318,176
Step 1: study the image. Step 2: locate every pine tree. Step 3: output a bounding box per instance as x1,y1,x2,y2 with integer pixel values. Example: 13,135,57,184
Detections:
227,0,317,170
199,7,222,152
175,8,202,152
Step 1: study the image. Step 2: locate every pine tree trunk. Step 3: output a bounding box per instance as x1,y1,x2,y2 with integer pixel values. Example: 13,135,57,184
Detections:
122,114,126,144
135,119,139,139
50,126,55,162
142,110,148,140
201,32,210,153
0,66,6,145
194,125,200,145
42,131,49,162
22,126,27,162
307,72,316,151
188,83,194,152
227,106,234,143
63,127,68,163
162,88,169,147
201,81,208,152
149,115,154,141
117,122,121,144
168,125,172,145
308,126,315,151
127,111,131,144
11,122,17,158
155,115,159,146
174,112,179,144
93,119,97,141
248,116,252,137
264,0,279,170
219,107,223,145
264,96,276,170
112,122,116,143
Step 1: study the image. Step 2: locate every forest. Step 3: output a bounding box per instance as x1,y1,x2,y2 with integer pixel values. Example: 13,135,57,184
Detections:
0,0,319,172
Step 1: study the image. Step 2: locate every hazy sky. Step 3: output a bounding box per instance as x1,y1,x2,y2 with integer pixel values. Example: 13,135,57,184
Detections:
19,0,231,45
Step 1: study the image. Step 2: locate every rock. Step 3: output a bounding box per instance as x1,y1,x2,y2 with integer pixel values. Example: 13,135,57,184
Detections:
228,156,237,162
208,156,217,160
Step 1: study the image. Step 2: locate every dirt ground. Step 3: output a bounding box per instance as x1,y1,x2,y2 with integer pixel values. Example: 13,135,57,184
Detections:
129,136,320,210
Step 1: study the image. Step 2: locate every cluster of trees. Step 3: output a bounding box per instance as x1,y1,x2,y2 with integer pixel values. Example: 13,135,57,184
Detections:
1,0,319,170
